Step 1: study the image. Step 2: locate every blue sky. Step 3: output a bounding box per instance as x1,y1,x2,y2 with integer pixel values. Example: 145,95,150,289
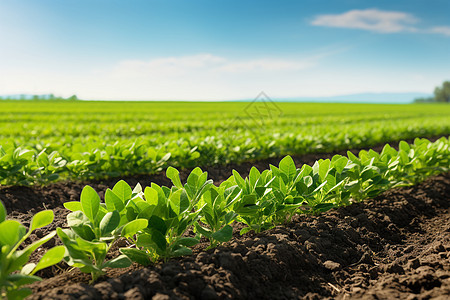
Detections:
0,0,449,100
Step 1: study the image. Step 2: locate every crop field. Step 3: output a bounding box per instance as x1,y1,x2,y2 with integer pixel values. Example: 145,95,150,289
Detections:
1,101,450,299
1,101,450,185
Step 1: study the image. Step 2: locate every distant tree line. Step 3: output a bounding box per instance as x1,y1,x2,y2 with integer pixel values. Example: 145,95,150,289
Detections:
0,94,79,101
415,81,450,103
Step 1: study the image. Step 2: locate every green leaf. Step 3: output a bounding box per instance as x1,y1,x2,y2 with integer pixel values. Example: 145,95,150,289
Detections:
15,231,57,269
318,159,331,181
112,180,132,202
0,220,26,246
147,215,167,234
99,211,120,235
66,211,95,240
137,205,156,220
5,287,33,300
125,206,138,223
56,228,88,260
105,189,125,212
120,248,152,266
80,185,100,224
30,210,54,232
67,211,90,228
7,273,41,285
169,189,190,215
194,223,212,237
144,187,159,206
211,225,233,243
31,246,65,275
332,156,348,173
347,151,360,164
171,246,192,257
166,166,183,188
232,170,247,191
224,211,238,224
136,233,153,248
279,156,297,182
121,219,148,238
63,201,82,212
241,194,257,206
239,227,253,235
102,255,132,269
0,200,6,223
248,167,260,188
399,140,411,153
150,230,167,252
187,167,202,187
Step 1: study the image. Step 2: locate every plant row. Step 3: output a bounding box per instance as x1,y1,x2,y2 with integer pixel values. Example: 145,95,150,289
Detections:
1,118,450,185
1,137,448,299
2,101,450,186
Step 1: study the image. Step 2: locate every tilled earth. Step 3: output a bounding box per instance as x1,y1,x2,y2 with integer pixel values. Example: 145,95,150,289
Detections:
0,149,449,299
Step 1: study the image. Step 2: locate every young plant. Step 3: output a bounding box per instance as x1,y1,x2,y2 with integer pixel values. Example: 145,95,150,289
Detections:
294,156,351,214
268,156,309,222
344,151,391,201
121,167,212,264
0,146,33,185
27,150,66,185
194,181,240,248
231,166,280,234
0,201,65,300
58,184,147,282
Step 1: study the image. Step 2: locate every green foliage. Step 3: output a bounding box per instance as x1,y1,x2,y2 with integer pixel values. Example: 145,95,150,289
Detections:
195,181,239,248
434,81,450,103
1,102,450,186
0,94,80,101
117,138,448,260
1,137,447,291
415,81,450,103
120,167,213,264
0,147,66,185
0,202,64,299
58,183,148,282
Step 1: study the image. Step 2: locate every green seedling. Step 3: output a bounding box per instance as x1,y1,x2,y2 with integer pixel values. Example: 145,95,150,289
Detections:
344,151,391,201
0,201,64,300
195,181,240,248
268,156,310,221
58,184,148,282
231,166,282,234
121,167,212,264
0,147,33,186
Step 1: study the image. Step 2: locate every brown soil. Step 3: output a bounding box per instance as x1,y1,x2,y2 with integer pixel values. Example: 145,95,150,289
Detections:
22,173,450,300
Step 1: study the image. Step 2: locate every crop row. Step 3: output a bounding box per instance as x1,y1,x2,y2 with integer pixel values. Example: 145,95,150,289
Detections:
1,137,448,299
1,118,450,185
1,101,450,185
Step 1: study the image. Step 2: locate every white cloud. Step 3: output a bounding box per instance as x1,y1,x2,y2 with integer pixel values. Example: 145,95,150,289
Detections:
0,52,444,101
429,26,450,36
311,9,418,33
101,54,322,100
0,53,324,101
111,54,315,79
216,58,314,72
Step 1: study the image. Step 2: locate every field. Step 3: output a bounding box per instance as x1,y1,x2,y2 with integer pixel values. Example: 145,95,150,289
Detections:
1,101,450,185
1,101,450,299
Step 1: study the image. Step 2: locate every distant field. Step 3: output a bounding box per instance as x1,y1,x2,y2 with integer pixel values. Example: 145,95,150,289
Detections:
0,101,449,185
